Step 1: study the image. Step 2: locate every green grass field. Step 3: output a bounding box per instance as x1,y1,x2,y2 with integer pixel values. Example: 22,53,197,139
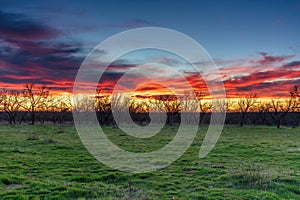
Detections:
0,124,299,199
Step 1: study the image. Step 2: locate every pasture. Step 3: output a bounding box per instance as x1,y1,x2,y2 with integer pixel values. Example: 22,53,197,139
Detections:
0,125,299,199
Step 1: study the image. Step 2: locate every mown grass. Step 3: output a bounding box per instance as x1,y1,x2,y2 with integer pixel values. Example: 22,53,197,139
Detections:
0,124,299,199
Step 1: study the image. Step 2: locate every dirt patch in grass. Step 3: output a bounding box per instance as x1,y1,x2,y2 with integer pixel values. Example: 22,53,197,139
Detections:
3,184,21,190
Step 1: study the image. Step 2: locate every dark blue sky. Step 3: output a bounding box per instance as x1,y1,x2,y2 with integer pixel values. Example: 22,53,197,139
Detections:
0,0,300,96
2,0,300,58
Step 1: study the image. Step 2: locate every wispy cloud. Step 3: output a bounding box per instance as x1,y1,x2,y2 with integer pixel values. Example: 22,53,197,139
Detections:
256,52,294,65
114,19,151,28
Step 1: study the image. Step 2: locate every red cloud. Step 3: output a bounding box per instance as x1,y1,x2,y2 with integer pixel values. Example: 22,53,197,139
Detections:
222,60,300,97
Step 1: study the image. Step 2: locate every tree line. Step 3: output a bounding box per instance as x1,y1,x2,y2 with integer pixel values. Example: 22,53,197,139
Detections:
0,83,299,128
0,83,72,125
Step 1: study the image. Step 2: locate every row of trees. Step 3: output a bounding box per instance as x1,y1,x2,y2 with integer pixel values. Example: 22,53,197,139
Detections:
0,83,71,125
73,87,300,128
235,87,300,128
0,83,300,128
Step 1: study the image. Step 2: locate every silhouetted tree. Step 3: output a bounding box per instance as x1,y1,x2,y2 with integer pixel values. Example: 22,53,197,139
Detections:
95,89,112,125
128,98,151,124
213,98,235,124
180,94,199,125
148,98,168,124
0,89,23,124
22,83,49,125
45,95,72,124
257,102,271,126
291,85,300,111
237,93,257,127
56,95,72,123
72,95,94,112
248,104,260,125
268,89,298,128
111,93,131,125
157,95,180,125
196,92,212,125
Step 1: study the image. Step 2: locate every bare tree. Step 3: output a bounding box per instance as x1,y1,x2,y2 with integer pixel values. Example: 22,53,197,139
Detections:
45,95,72,124
157,95,181,125
72,94,95,125
291,86,300,111
197,93,212,125
148,98,168,125
22,83,49,125
56,95,72,123
237,93,258,127
180,95,199,125
128,98,151,124
73,95,94,112
129,98,149,113
212,99,228,112
257,102,271,126
248,105,258,125
268,92,298,128
95,90,112,125
0,89,24,124
212,98,235,124
111,93,131,125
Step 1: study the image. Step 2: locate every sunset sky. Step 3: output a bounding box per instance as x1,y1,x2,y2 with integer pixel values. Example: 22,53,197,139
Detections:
1,0,300,98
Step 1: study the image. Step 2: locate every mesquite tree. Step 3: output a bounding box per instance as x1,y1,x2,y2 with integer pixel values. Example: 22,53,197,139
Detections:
22,83,49,125
237,93,257,127
268,87,299,128
0,89,23,124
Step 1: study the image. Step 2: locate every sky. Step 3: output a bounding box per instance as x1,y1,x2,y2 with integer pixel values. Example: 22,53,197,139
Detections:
0,0,300,98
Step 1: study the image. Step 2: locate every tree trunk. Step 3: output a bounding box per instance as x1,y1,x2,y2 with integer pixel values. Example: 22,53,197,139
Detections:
31,110,35,125
240,114,245,127
199,113,206,125
277,122,281,128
